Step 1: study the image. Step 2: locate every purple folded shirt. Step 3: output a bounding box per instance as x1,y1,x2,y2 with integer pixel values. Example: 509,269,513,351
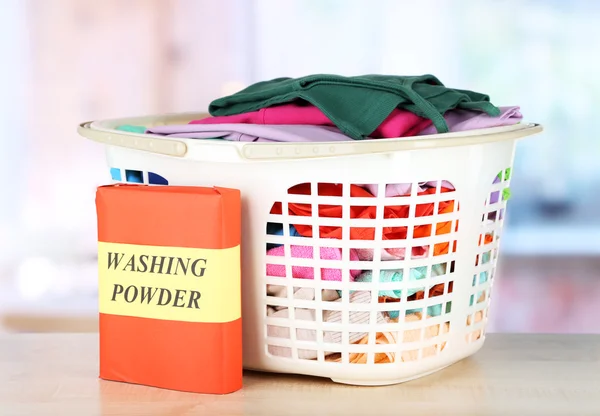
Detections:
417,106,522,136
146,123,355,143
146,105,522,143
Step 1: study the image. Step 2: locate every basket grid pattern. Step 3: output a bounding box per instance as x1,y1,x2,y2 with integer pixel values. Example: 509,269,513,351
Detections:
264,180,460,365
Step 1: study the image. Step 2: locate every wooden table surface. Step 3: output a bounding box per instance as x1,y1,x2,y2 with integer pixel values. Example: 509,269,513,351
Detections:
1,333,599,416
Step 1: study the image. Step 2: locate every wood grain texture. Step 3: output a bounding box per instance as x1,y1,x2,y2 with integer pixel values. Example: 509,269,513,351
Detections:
1,333,599,415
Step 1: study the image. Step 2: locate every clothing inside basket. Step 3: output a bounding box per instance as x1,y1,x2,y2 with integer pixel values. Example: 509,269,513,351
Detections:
266,287,486,362
142,105,521,142
263,172,507,363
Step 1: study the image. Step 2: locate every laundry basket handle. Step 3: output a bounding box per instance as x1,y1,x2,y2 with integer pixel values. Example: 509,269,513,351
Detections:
78,121,188,157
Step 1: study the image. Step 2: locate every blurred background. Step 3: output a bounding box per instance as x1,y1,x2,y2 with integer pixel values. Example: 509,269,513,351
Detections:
0,0,599,333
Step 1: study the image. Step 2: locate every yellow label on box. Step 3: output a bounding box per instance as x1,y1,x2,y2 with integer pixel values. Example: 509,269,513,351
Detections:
98,242,240,323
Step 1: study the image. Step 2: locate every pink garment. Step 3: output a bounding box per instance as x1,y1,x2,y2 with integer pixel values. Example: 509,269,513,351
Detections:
266,245,361,281
192,103,432,138
361,181,456,197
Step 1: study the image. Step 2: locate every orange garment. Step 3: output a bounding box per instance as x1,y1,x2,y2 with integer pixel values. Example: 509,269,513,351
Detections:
479,233,494,246
324,312,449,364
271,183,456,256
324,331,398,364
467,310,485,342
400,312,449,361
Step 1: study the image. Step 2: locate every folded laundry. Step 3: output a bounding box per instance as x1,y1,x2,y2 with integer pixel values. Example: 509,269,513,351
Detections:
208,74,501,140
192,103,432,138
146,123,354,143
266,244,361,281
417,106,522,136
267,290,386,359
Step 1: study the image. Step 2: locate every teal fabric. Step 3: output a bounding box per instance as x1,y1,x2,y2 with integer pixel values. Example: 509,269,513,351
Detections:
355,265,446,297
116,124,146,134
406,304,443,318
472,270,490,287
209,74,501,140
355,265,447,318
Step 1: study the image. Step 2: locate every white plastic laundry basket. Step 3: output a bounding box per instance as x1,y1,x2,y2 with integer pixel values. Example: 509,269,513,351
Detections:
79,113,542,386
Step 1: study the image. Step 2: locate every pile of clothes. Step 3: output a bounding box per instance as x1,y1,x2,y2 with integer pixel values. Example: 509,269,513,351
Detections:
264,180,489,363
263,176,497,362
265,180,457,312
144,74,522,141
120,74,517,363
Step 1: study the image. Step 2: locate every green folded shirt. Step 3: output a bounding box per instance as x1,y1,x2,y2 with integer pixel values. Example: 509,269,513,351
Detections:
209,74,501,140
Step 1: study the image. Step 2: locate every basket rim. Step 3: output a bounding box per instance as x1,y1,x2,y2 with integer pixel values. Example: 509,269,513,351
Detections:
78,112,543,160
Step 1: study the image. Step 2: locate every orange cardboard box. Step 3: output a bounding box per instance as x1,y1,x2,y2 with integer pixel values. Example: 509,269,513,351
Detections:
95,184,242,394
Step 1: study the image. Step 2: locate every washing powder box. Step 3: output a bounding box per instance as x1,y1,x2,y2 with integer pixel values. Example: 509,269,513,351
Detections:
95,184,242,394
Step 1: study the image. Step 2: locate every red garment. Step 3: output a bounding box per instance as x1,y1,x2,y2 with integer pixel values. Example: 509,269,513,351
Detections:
270,183,455,255
192,103,432,138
